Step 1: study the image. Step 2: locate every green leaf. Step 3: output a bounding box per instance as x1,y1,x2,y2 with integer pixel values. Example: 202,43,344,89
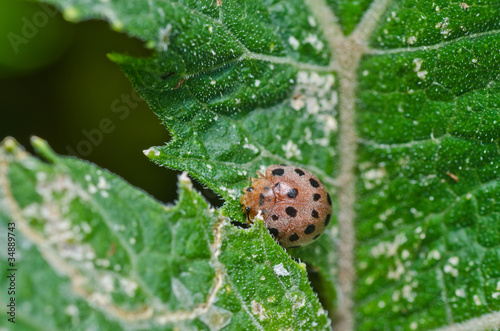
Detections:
5,0,500,330
0,138,329,330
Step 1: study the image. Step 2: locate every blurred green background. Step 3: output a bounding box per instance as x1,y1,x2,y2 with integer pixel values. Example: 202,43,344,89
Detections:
0,0,222,206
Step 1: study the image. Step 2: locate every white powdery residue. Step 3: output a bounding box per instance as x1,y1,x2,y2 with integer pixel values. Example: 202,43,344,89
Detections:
129,237,136,245
306,97,320,114
288,36,300,50
157,7,165,18
473,294,483,305
143,147,160,157
89,292,111,306
95,258,110,268
88,184,98,194
243,143,259,154
255,210,264,221
392,291,400,302
254,80,261,87
443,264,459,277
412,58,428,80
209,26,213,33
362,167,386,190
157,24,172,51
227,188,239,200
387,260,405,280
379,208,394,221
371,233,407,258
427,249,441,261
273,263,290,276
320,114,338,134
296,71,309,84
282,140,301,159
440,17,451,36
210,80,216,85
402,284,417,303
448,256,459,266
407,35,417,45
455,288,466,298
291,96,305,111
315,137,330,147
251,300,268,320
492,292,500,299
307,15,317,27
179,172,193,190
97,176,109,190
410,322,418,330
304,34,324,51
80,221,91,234
84,174,91,182
99,273,115,293
65,304,79,316
120,278,138,297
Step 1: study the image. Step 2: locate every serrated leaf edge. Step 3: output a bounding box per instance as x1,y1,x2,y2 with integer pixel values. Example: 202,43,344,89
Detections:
0,140,231,328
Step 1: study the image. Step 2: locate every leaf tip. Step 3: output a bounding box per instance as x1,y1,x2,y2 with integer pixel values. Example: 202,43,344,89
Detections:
31,136,58,162
111,20,124,32
62,6,80,22
143,147,161,159
1,137,20,153
178,171,193,190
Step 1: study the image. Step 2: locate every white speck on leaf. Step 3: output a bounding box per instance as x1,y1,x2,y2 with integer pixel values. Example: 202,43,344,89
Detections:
288,36,300,50
282,140,301,159
273,263,290,276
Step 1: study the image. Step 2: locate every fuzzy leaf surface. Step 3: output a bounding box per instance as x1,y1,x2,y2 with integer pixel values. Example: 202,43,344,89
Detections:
9,0,500,330
0,138,329,330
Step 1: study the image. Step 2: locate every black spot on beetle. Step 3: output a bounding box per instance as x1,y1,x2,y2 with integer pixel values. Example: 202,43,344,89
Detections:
259,193,265,200
272,168,285,176
272,214,279,221
246,187,253,192
287,189,298,198
324,214,331,226
264,186,270,191
258,200,265,207
313,234,321,240
268,227,279,237
275,182,281,188
289,233,299,241
313,193,321,201
289,245,301,248
309,178,320,188
294,168,305,176
305,224,315,234
311,210,319,218
327,193,332,205
286,206,297,217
